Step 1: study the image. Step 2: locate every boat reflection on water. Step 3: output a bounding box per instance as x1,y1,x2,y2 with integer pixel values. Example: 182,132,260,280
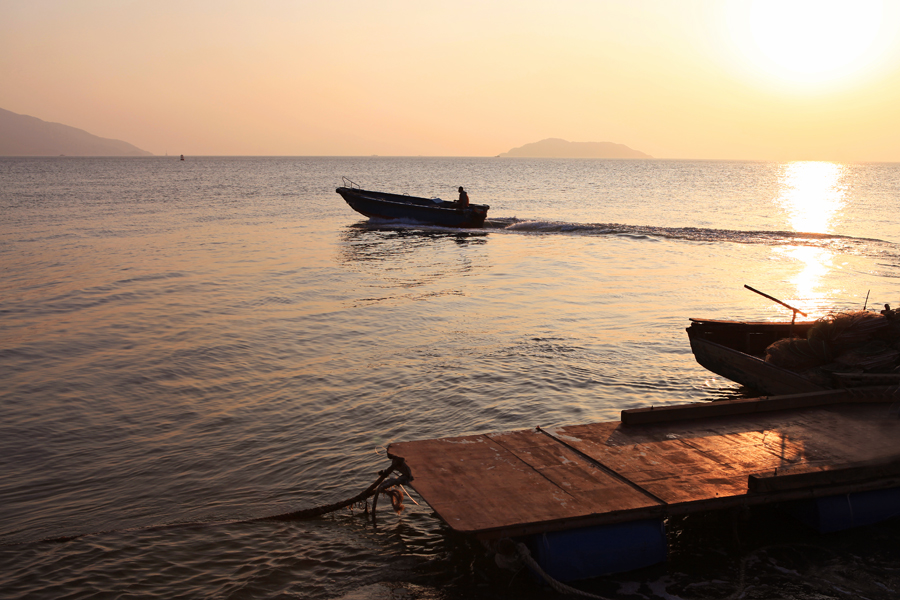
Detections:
338,223,488,306
336,225,490,297
339,223,488,262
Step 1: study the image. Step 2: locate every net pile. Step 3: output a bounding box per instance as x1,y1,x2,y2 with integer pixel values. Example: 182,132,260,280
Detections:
765,308,900,385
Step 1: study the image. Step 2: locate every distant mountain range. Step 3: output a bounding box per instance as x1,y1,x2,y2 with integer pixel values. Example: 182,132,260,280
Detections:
498,138,651,159
0,108,152,156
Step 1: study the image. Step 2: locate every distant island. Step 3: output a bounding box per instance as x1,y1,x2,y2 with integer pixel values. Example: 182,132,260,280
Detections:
0,108,152,156
498,138,651,159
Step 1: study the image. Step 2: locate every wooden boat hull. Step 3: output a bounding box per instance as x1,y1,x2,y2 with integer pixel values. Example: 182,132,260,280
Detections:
686,318,824,395
336,186,489,228
687,334,827,395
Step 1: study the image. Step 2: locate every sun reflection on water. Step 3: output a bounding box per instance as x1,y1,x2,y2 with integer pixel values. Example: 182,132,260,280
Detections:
771,246,836,318
775,161,848,234
772,162,848,315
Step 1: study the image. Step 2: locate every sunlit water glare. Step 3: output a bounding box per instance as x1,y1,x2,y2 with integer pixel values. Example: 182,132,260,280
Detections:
775,161,847,233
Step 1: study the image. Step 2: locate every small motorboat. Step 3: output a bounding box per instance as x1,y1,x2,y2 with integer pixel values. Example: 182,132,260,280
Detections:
336,178,489,228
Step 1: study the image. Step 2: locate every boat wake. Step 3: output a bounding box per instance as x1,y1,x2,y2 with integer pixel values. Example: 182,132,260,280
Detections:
487,217,891,251
350,216,898,262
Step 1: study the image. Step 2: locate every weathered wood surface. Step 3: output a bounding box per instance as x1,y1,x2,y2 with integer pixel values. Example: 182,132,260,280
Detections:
384,427,661,535
387,393,900,539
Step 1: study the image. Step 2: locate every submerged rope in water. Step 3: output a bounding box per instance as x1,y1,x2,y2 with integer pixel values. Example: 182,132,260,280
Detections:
15,458,409,546
513,542,608,599
489,538,609,599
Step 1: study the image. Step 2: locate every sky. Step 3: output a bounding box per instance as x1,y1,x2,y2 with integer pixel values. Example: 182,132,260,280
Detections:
2,0,900,161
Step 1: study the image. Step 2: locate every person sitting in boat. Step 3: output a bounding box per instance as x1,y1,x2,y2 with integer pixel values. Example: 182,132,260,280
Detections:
457,186,469,208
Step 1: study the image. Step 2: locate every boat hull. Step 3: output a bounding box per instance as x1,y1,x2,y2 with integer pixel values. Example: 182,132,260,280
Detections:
686,318,825,395
687,335,826,395
336,187,489,228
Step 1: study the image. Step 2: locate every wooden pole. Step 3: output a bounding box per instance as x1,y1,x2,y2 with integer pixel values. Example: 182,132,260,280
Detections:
744,284,808,336
744,285,808,317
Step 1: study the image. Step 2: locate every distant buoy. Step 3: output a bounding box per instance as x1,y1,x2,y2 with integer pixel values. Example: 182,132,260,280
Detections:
180,155,185,161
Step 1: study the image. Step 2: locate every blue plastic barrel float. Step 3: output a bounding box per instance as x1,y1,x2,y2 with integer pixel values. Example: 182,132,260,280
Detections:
787,487,900,533
527,518,667,582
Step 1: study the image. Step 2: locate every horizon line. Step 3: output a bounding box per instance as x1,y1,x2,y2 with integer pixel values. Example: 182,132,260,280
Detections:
3,155,899,164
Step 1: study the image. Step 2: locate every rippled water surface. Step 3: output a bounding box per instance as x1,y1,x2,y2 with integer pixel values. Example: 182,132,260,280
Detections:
2,157,900,599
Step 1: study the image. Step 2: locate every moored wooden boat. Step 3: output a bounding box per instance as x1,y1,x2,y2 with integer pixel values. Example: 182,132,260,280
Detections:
686,316,900,395
686,318,824,395
336,179,489,228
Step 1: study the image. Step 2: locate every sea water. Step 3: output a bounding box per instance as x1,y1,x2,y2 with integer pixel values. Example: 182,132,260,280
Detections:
1,156,899,599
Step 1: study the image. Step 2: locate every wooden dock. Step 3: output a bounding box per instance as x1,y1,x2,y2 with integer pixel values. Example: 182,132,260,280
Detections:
387,388,900,540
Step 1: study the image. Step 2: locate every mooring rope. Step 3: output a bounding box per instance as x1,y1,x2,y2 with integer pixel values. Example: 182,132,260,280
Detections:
252,457,409,523
514,542,609,599
16,458,409,546
489,538,609,599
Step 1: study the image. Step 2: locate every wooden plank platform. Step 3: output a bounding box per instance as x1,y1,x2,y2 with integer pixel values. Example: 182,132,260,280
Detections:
387,389,900,539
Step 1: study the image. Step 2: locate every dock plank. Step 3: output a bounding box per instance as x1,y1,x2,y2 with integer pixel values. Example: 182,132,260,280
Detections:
388,429,660,534
546,425,753,503
486,430,650,508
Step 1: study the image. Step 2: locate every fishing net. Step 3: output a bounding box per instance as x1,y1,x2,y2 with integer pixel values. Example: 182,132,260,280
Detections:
764,337,822,371
765,309,900,377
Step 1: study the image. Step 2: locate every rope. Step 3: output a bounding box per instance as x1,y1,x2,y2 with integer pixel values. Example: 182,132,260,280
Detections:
17,458,409,545
515,542,610,599
369,461,413,527
253,457,408,523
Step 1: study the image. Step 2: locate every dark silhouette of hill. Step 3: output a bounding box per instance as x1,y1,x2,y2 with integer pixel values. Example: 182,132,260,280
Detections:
498,138,651,158
0,108,152,156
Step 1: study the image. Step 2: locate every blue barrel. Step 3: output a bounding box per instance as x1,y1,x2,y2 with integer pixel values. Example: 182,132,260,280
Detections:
528,518,667,582
788,487,900,533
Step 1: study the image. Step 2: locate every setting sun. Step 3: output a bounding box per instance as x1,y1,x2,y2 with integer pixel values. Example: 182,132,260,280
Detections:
751,0,882,77
725,0,893,88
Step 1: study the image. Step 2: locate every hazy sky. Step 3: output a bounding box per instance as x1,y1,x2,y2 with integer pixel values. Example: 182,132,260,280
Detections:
3,0,900,160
